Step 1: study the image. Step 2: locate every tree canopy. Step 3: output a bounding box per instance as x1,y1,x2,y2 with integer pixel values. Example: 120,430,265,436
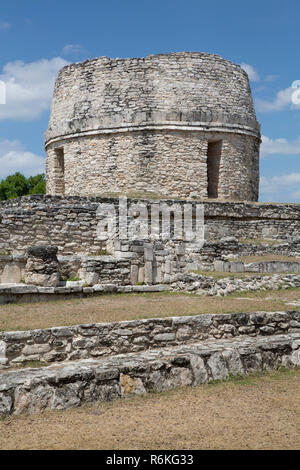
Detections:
0,173,46,201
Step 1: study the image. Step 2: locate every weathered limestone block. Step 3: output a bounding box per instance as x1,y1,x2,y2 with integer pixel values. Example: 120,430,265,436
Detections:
214,260,225,272
130,265,139,285
144,244,154,262
230,262,245,273
25,246,60,287
120,373,146,397
138,266,144,284
0,340,7,367
207,352,229,380
0,264,23,283
144,261,153,285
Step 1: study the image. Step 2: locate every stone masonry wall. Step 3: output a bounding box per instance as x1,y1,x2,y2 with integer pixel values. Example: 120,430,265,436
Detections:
46,130,259,201
0,311,299,368
1,333,299,416
46,53,259,141
0,196,299,257
45,52,260,201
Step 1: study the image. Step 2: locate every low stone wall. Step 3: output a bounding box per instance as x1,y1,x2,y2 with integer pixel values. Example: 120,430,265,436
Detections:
59,239,300,286
189,238,300,271
0,333,299,415
0,196,300,256
172,273,300,296
0,311,299,368
1,273,300,303
0,196,300,288
79,256,132,285
0,283,170,304
214,260,300,274
1,243,300,287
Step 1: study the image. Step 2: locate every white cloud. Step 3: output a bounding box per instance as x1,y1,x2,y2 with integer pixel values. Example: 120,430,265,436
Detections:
261,135,300,157
253,85,267,94
260,135,300,202
0,139,45,179
264,74,278,82
0,21,11,30
240,63,260,82
62,44,88,57
0,57,69,121
260,173,300,203
255,85,300,112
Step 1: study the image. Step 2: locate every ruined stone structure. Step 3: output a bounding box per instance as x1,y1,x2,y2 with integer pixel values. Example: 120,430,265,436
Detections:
2,53,300,420
45,52,261,201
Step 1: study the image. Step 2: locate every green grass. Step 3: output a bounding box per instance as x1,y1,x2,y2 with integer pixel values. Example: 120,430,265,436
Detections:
12,360,51,369
88,249,110,256
63,276,82,282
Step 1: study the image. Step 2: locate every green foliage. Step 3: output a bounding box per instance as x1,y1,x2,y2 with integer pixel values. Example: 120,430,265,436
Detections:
88,249,110,256
0,172,46,201
27,174,46,195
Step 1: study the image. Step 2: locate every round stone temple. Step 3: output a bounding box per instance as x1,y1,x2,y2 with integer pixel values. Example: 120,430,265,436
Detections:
45,52,261,201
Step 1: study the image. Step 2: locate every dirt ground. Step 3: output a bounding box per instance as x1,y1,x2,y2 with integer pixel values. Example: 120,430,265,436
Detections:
0,368,299,450
0,288,299,331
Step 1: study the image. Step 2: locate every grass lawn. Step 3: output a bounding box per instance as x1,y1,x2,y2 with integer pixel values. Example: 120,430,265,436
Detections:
0,288,299,331
0,368,299,450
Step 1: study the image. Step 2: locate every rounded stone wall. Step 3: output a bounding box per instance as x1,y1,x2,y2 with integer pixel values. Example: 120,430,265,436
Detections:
45,52,261,201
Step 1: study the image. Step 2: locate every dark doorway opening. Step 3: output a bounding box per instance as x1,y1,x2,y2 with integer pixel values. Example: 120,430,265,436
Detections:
54,147,65,195
207,140,222,198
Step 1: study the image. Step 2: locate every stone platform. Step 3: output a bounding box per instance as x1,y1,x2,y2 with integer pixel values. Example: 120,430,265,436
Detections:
0,283,171,304
0,333,299,416
0,311,299,368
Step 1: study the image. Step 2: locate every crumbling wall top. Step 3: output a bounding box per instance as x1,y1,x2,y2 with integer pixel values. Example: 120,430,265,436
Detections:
46,51,260,145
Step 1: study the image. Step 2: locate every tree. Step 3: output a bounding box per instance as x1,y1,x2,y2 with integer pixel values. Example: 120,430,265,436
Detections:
0,173,46,201
27,174,46,195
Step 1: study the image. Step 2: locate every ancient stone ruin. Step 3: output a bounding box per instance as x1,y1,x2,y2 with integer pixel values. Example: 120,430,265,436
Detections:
0,52,299,416
45,52,261,201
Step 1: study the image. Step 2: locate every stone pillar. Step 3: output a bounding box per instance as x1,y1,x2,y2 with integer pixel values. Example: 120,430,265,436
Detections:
144,243,154,285
25,246,60,287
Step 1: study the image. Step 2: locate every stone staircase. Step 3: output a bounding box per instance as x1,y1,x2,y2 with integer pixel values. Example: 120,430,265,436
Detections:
0,312,299,416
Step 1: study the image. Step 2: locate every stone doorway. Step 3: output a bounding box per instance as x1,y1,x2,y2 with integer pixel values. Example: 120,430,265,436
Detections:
207,140,222,198
54,147,65,195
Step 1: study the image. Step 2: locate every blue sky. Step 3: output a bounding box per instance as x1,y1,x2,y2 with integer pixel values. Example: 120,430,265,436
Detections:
0,0,299,202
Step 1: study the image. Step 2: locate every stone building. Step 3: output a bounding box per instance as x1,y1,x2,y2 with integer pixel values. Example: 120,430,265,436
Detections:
45,52,261,201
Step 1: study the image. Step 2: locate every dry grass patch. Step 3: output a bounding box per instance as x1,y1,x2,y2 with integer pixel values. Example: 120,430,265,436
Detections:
0,288,299,331
190,270,265,279
239,238,283,246
0,368,299,450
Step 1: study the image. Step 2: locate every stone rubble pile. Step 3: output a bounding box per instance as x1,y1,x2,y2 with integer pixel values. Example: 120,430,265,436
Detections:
171,273,300,296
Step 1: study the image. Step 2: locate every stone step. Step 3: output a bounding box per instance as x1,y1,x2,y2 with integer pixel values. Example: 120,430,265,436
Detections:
1,310,299,369
0,283,171,304
0,333,299,416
